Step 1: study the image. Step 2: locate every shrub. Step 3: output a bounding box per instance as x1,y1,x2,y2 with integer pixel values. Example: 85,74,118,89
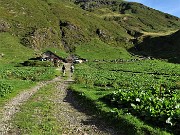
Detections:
21,60,54,67
0,81,13,97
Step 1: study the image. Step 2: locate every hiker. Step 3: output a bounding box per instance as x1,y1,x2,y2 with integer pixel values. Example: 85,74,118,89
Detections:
62,64,66,76
70,64,74,77
53,58,58,67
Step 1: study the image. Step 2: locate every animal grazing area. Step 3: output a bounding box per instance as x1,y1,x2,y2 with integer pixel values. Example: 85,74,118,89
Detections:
72,59,180,135
0,0,180,134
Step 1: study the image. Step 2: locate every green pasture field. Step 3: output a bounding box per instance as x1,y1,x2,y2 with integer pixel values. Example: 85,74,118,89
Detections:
71,59,180,135
0,66,58,106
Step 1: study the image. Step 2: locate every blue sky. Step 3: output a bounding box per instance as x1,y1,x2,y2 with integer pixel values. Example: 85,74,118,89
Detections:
126,0,180,18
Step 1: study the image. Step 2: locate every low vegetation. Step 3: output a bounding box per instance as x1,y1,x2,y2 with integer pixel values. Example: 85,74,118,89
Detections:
0,80,36,106
72,59,180,135
12,83,61,134
75,38,131,61
0,0,180,134
0,32,59,106
0,66,58,106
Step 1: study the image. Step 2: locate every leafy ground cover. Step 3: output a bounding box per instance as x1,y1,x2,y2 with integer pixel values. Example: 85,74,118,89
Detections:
0,67,57,81
0,66,58,106
72,59,180,134
0,80,36,106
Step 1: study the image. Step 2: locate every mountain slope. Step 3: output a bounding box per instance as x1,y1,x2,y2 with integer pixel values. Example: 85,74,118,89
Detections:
75,0,180,33
0,33,34,64
129,29,180,63
0,0,180,63
0,0,130,52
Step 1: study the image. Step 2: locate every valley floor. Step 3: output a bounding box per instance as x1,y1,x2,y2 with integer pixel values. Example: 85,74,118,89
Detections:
0,63,121,135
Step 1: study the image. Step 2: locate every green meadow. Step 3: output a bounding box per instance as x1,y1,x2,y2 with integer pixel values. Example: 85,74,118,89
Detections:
71,58,180,135
0,0,180,134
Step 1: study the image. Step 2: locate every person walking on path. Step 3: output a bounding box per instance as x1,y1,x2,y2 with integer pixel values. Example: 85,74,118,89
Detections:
70,64,74,77
62,64,66,77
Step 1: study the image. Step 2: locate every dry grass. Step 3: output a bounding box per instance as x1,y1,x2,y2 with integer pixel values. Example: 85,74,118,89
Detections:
141,29,179,37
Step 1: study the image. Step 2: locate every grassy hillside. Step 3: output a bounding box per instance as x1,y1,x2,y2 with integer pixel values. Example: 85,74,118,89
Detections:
0,0,130,53
0,33,34,65
1,0,180,61
75,0,180,33
0,0,63,50
75,38,131,60
74,0,180,63
129,30,180,63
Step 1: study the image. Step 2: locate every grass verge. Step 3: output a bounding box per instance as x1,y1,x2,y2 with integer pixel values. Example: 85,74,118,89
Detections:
70,84,171,135
0,66,59,107
11,83,62,134
0,80,36,107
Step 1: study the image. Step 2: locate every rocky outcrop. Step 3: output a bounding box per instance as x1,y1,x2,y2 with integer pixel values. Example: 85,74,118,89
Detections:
21,28,62,50
74,0,119,10
0,20,10,32
59,20,89,52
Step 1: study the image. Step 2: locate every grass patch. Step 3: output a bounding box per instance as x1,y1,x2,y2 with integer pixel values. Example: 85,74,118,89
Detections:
70,84,171,135
0,80,36,107
0,66,59,107
0,33,34,65
11,83,62,134
75,38,131,61
71,60,179,135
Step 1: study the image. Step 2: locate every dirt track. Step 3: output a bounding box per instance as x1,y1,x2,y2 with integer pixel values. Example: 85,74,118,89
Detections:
0,77,62,134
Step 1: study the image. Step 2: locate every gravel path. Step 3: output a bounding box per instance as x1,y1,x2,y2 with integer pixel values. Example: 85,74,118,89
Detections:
53,80,119,135
0,77,61,135
0,63,121,135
